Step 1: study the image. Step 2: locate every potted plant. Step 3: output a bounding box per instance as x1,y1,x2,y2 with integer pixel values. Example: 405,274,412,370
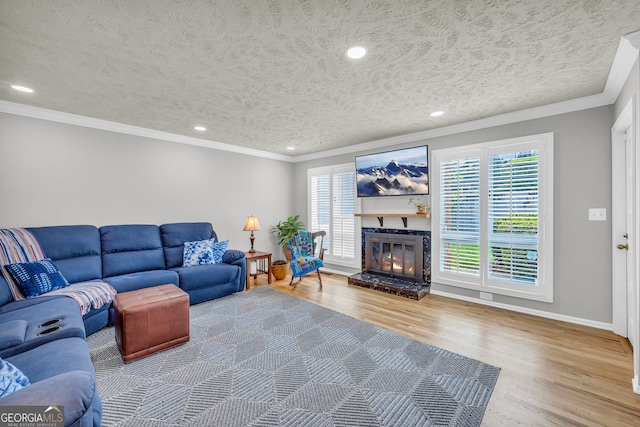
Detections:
271,259,288,280
408,197,430,215
270,215,306,261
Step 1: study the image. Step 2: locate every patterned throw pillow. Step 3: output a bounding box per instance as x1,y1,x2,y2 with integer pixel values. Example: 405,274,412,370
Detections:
0,357,30,398
211,240,229,264
183,238,216,267
4,258,70,299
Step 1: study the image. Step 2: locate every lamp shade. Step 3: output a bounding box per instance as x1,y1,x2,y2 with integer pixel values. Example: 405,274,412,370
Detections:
243,215,261,231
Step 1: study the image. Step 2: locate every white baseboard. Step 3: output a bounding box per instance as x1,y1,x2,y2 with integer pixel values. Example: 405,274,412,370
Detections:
633,376,640,394
322,269,613,331
430,289,613,331
320,268,354,276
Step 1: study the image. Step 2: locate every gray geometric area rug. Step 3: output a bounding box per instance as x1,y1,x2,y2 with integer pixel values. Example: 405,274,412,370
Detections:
87,287,500,426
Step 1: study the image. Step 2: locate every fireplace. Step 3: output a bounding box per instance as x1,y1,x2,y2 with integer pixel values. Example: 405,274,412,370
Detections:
364,232,424,282
349,228,431,300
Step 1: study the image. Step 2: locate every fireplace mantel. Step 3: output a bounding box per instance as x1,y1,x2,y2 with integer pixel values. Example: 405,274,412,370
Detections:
354,212,430,228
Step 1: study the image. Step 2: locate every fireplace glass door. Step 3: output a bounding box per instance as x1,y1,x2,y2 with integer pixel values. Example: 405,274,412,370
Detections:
365,233,424,282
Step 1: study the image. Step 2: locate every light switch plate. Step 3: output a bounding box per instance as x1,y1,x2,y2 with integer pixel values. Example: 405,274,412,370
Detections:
588,208,607,221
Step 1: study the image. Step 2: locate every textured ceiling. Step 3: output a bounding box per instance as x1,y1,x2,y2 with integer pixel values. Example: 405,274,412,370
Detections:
1,1,639,156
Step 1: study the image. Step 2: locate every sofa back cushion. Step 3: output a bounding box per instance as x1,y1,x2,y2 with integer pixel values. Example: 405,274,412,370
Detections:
100,225,165,277
160,223,217,269
28,225,102,284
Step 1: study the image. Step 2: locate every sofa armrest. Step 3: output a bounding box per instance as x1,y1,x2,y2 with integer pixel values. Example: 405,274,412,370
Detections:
222,250,246,292
0,370,98,426
0,320,27,350
222,250,245,264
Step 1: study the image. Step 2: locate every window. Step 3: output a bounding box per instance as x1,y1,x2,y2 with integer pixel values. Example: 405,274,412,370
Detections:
439,156,481,279
432,133,553,302
308,163,359,267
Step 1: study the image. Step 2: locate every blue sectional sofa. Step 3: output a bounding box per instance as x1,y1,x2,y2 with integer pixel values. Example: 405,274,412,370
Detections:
0,222,246,426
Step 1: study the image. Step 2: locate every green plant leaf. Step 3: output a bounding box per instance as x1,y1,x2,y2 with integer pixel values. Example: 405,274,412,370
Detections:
270,215,306,246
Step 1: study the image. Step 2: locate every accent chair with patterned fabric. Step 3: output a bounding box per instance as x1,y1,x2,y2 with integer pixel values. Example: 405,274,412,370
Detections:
288,230,326,287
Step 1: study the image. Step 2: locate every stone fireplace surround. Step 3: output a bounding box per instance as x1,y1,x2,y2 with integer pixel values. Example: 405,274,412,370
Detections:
348,227,431,300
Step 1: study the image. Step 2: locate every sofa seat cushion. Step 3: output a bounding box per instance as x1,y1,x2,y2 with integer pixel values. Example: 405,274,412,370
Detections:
0,298,85,358
170,264,240,292
7,337,95,383
103,270,179,294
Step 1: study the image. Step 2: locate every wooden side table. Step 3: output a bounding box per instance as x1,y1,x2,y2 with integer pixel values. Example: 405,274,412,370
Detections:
244,251,272,289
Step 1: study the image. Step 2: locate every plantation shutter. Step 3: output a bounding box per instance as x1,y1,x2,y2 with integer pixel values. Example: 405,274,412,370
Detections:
308,164,359,267
488,149,539,284
331,171,356,259
432,133,552,302
310,174,331,250
439,156,481,278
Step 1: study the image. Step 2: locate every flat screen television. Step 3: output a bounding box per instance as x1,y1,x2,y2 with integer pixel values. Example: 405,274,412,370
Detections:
355,145,428,197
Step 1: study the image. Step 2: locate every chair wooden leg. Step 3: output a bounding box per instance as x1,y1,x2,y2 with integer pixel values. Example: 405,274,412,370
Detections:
289,275,295,286
317,270,323,288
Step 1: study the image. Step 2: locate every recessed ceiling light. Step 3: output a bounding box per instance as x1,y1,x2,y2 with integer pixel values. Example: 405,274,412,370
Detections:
286,147,295,151
194,126,206,131
430,111,444,117
10,85,34,93
345,46,367,59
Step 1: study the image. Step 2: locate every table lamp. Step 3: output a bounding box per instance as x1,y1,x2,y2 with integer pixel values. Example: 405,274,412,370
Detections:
243,215,261,253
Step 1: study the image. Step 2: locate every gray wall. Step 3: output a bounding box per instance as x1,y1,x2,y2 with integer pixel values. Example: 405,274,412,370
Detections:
0,104,618,323
294,105,614,323
0,113,294,256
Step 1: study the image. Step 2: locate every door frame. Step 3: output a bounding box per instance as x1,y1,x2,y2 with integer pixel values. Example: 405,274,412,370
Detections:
612,98,634,336
612,96,639,394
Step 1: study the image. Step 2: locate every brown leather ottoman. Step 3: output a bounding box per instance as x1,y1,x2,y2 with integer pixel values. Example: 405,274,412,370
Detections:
113,284,190,363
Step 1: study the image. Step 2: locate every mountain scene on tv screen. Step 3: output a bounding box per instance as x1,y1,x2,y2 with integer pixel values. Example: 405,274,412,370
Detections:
357,159,429,196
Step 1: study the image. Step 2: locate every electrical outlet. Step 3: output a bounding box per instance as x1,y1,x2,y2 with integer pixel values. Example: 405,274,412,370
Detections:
588,208,606,221
479,292,493,301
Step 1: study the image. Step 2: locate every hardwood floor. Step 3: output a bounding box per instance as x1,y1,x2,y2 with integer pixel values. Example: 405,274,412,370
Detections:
246,272,640,426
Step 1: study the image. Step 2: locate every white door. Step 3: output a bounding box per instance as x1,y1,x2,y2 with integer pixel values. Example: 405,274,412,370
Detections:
612,101,636,349
624,125,637,348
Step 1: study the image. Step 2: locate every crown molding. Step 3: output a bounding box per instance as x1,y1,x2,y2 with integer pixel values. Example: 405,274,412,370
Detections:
294,31,640,163
0,100,294,162
2,32,638,164
603,30,640,101
292,92,611,162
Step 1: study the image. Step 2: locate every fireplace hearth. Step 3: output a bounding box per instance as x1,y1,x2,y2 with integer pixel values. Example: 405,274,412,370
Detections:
348,228,431,300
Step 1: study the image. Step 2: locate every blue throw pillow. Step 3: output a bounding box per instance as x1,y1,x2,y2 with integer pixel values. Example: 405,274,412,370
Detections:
4,258,70,299
212,240,229,264
183,238,215,267
0,357,30,398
